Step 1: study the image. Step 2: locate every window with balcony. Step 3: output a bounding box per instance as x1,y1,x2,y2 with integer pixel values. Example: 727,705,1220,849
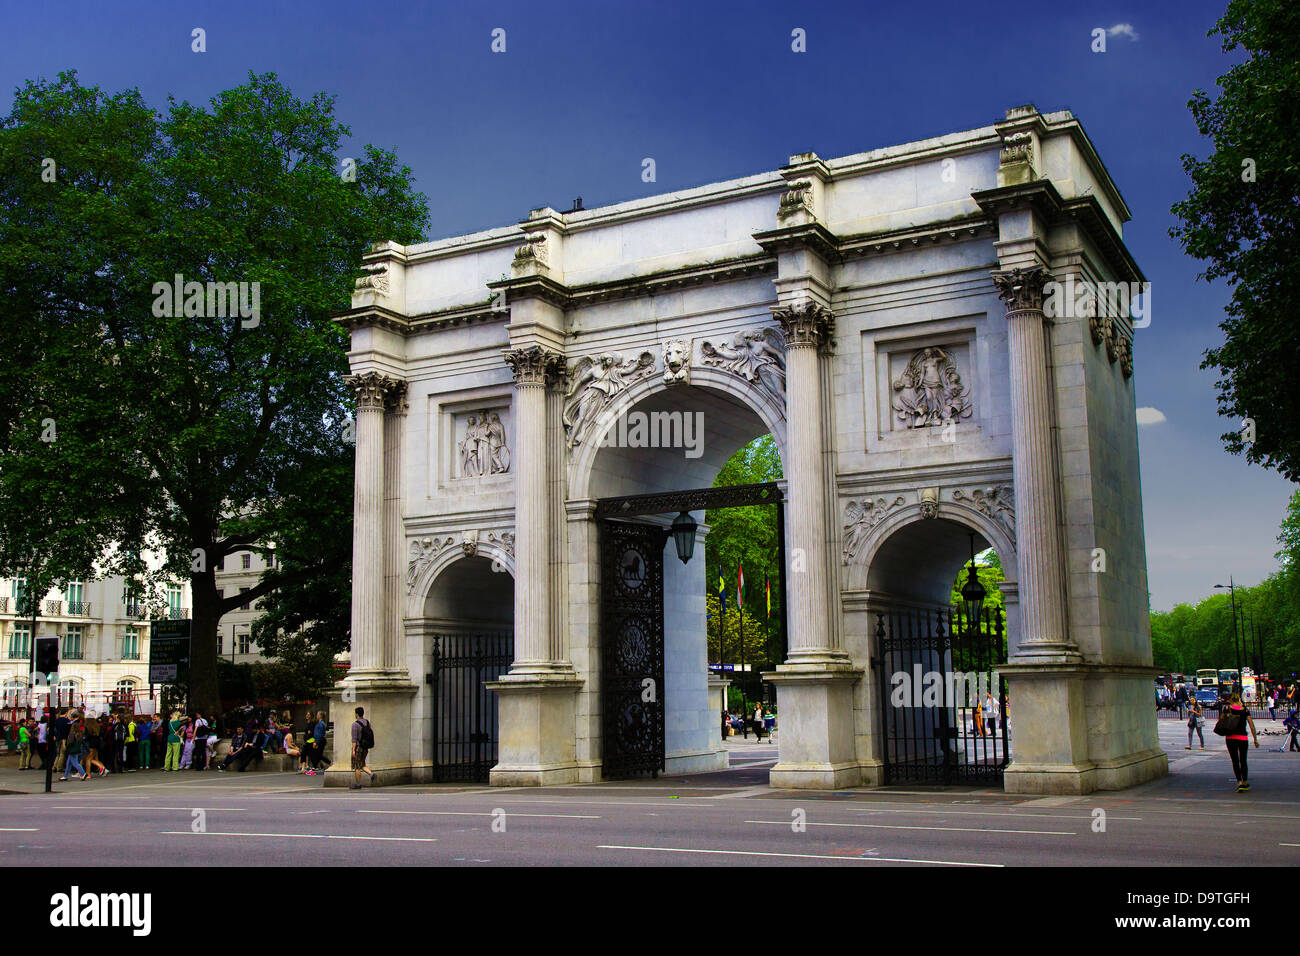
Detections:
11,577,33,616
62,626,83,660
8,626,31,660
166,585,186,620
122,627,140,660
64,581,90,616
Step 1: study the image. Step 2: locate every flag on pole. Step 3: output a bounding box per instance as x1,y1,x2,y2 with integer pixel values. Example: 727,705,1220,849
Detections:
718,572,726,614
766,575,771,619
737,563,744,610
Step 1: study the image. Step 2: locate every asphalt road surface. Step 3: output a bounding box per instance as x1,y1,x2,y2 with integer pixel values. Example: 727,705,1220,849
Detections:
2,721,1297,867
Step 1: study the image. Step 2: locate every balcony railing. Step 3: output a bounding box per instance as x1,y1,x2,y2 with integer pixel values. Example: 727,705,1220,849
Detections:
5,646,30,661
123,604,145,619
44,600,62,616
67,602,91,616
121,650,140,660
0,597,7,613
167,607,189,620
61,648,84,660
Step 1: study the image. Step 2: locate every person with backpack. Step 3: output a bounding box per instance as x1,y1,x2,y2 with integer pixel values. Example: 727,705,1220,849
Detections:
350,706,375,789
1185,699,1206,749
1214,692,1259,792
61,714,88,781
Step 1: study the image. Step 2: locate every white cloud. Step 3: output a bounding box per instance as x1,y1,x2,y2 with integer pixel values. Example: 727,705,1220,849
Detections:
1108,23,1140,41
1136,407,1166,426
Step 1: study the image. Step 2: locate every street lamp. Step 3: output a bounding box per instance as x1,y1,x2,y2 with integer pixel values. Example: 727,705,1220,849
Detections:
959,533,986,632
1213,579,1243,688
669,511,697,564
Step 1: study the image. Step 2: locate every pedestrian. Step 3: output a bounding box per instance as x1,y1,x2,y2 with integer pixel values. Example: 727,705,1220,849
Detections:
191,713,209,770
99,715,117,774
349,706,375,790
137,715,153,770
1185,699,1206,749
53,709,71,773
752,702,764,742
721,709,729,742
61,714,88,782
83,714,107,777
163,711,183,771
1268,688,1278,721
35,714,49,770
17,717,32,770
972,695,984,737
113,712,128,772
1214,693,1259,792
310,711,330,772
124,713,138,771
984,691,1000,737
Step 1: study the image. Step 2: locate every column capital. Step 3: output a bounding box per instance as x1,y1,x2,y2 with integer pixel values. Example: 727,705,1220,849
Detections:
504,345,565,386
345,371,405,410
772,301,834,350
992,266,1051,314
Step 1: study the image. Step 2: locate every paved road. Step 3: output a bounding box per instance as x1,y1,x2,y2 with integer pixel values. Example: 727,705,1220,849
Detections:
2,721,1296,867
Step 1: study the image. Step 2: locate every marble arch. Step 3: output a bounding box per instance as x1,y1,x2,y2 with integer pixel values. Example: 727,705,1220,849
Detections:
332,104,1166,796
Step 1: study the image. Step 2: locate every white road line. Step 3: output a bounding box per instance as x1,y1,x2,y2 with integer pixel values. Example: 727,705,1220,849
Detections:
849,805,1143,822
33,806,248,811
0,828,39,832
158,831,437,842
598,845,1001,866
1280,843,1300,847
356,810,600,819
746,819,1075,836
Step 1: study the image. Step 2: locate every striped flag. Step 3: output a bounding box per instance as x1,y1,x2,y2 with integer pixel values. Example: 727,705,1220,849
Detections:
766,576,771,619
737,563,744,609
718,572,726,614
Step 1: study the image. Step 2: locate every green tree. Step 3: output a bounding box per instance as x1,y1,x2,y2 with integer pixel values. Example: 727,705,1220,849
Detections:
1170,0,1300,480
0,71,429,715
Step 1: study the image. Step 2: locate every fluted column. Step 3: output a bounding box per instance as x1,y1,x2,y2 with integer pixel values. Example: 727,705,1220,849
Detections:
992,267,1075,658
345,372,402,675
774,302,838,662
383,380,408,672
504,346,565,670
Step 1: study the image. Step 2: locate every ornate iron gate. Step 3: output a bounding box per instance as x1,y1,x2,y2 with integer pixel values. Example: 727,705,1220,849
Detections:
874,605,1008,785
430,632,512,783
599,520,666,778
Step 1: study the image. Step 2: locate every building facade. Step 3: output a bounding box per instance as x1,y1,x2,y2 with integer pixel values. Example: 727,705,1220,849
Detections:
331,104,1165,795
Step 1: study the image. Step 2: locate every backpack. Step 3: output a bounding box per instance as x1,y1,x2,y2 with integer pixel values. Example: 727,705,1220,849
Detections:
358,719,375,750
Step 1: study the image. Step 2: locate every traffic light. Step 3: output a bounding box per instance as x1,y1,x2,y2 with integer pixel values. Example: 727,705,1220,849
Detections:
35,637,58,677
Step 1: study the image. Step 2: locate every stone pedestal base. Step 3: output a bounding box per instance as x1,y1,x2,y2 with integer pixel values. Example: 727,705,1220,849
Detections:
322,675,417,788
486,672,583,786
766,664,863,789
1000,661,1167,795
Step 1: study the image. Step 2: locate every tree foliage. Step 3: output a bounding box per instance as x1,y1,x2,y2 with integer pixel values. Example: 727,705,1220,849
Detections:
0,71,428,714
1170,0,1300,480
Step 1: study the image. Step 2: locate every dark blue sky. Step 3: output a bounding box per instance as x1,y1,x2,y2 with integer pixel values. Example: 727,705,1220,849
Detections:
4,0,1291,609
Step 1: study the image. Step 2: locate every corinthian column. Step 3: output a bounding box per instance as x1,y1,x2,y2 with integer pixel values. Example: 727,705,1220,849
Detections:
773,302,838,663
345,371,402,675
383,380,408,673
992,267,1076,658
503,345,565,670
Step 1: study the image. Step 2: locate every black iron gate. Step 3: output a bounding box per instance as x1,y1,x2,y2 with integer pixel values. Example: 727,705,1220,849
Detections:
599,520,666,778
874,604,1008,785
430,632,512,783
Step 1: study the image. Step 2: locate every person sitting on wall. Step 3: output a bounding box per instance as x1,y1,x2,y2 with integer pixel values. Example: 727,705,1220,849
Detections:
217,728,247,771
226,727,267,772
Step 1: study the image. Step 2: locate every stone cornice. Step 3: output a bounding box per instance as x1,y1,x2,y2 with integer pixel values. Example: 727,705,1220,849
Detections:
837,216,996,259
332,306,411,336
571,255,775,305
971,179,1067,223
752,222,842,263
485,273,572,311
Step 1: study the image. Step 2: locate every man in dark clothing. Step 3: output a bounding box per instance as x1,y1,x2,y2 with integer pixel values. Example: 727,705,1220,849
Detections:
223,729,265,772
218,729,247,771
53,710,71,772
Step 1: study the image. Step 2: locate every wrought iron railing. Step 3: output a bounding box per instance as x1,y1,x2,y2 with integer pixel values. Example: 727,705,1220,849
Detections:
123,604,145,619
67,602,92,616
61,648,84,660
44,600,62,616
0,597,8,614
167,607,189,620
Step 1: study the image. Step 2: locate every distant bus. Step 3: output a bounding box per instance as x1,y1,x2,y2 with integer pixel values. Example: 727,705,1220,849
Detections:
1218,669,1241,695
1195,669,1220,705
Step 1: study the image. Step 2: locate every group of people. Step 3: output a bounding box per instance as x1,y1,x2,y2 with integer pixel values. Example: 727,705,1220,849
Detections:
10,707,337,779
722,704,774,741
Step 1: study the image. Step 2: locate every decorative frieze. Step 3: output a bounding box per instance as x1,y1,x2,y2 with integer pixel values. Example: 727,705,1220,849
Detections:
777,179,815,222
890,346,973,428
951,484,1015,537
561,350,657,447
700,327,786,406
661,338,691,386
457,410,511,477
355,264,390,296
406,530,516,594
841,495,906,564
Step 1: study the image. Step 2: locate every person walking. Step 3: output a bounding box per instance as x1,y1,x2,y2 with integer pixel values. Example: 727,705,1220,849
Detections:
61,715,88,781
163,711,183,771
124,713,138,771
752,703,764,742
99,715,117,774
310,711,330,773
349,706,375,789
136,715,153,770
191,713,210,770
53,709,71,774
35,714,49,771
721,709,729,743
1186,699,1206,749
1215,693,1259,792
984,691,1001,738
1268,688,1278,721
972,695,985,737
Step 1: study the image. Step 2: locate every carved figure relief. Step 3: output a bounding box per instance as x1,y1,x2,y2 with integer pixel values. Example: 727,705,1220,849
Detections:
458,410,510,477
562,351,657,447
952,485,1015,536
891,346,972,428
841,495,907,564
406,530,517,594
662,339,692,385
700,327,786,405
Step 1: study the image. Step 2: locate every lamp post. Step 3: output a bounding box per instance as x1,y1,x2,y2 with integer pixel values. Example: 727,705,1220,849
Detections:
959,533,987,634
1213,579,1243,691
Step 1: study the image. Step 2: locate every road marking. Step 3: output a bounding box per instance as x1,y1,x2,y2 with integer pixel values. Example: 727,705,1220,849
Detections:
34,806,248,811
0,828,39,831
158,831,437,842
746,819,1074,836
706,785,774,800
850,806,1142,822
1280,843,1300,847
597,845,1000,866
356,810,600,819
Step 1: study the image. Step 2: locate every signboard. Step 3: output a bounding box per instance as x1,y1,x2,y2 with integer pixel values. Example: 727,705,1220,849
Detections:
149,620,192,684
